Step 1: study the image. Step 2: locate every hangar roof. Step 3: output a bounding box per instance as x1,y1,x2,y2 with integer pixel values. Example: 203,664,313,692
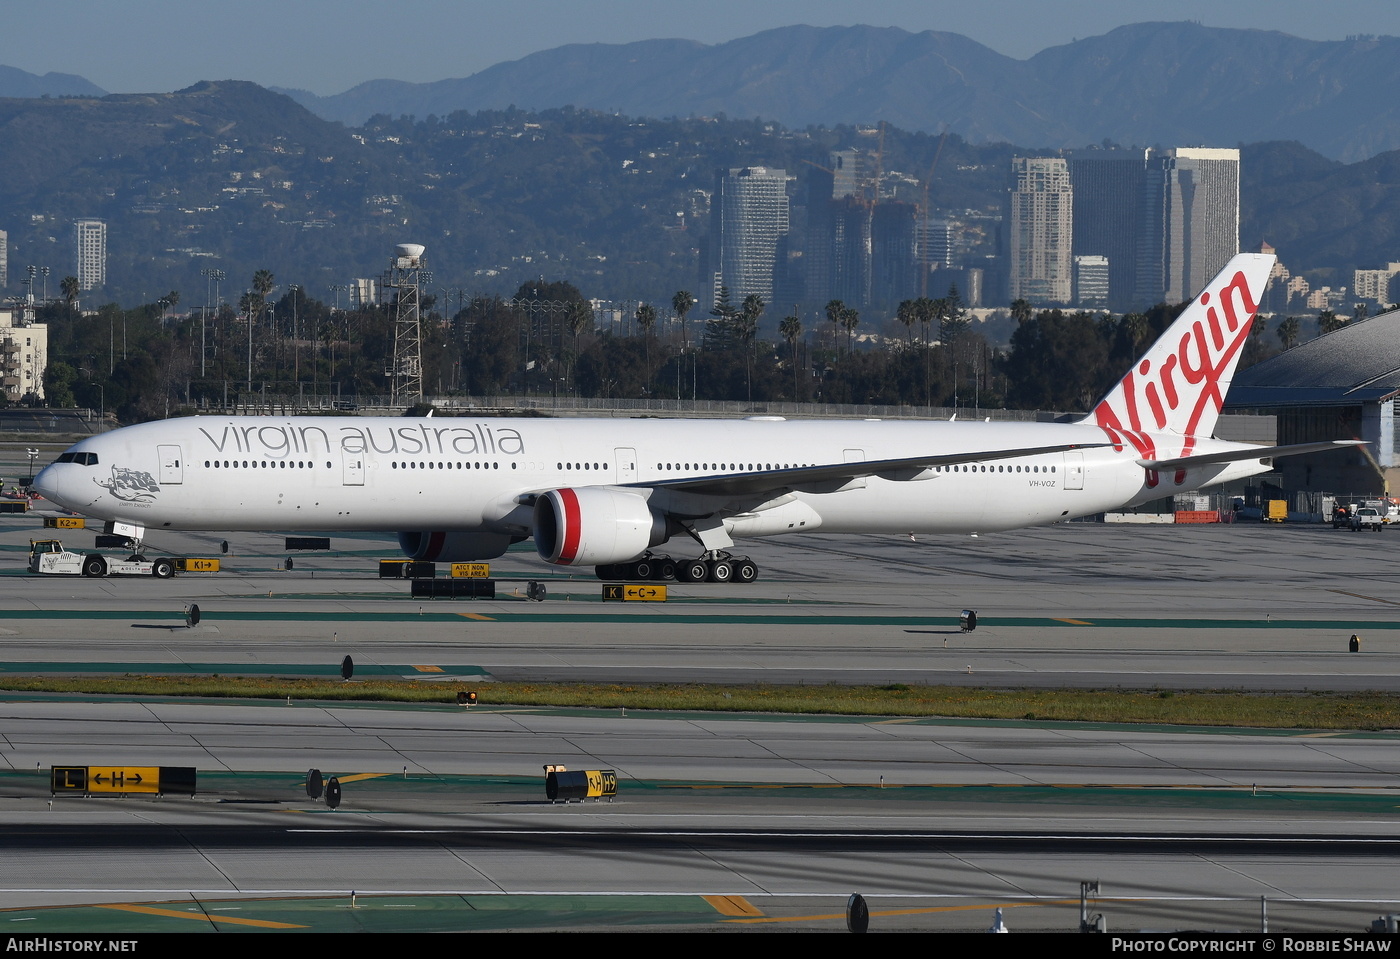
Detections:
1226,308,1400,409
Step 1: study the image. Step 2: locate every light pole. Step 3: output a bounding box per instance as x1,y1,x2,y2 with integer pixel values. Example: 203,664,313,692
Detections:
246,290,254,394
78,368,103,430
39,267,49,306
25,448,38,486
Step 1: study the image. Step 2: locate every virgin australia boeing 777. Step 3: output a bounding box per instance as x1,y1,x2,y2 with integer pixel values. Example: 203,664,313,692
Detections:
33,253,1358,582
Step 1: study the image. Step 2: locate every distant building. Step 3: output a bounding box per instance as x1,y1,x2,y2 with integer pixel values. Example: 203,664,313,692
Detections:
870,201,918,306
1228,307,1400,494
710,166,789,307
1074,255,1110,309
0,229,7,290
1136,148,1239,305
829,149,874,200
1008,157,1073,304
0,308,49,403
350,277,380,307
1068,148,1147,310
1353,263,1400,305
74,219,106,291
918,217,955,272
828,195,872,308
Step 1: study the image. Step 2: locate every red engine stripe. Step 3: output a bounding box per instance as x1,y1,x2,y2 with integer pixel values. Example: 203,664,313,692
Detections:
557,488,582,564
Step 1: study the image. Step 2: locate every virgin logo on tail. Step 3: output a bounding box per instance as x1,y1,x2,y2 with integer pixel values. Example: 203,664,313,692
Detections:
1085,254,1273,484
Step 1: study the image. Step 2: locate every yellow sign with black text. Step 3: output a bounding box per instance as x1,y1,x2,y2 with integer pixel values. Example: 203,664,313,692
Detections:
87,766,161,794
43,516,86,529
602,584,667,602
176,557,220,572
450,563,490,578
585,769,618,798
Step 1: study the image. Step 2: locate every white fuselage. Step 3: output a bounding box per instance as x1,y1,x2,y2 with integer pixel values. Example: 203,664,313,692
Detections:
35,415,1269,551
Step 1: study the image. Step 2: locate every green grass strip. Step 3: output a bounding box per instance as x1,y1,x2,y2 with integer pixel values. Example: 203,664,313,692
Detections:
0,675,1396,730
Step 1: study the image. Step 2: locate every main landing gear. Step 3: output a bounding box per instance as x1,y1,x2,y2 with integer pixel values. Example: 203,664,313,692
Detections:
595,552,758,584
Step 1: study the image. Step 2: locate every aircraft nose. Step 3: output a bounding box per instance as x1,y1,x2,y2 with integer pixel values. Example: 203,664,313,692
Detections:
32,464,61,502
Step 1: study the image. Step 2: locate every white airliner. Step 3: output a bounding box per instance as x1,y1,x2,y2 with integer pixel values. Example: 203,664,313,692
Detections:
33,253,1357,582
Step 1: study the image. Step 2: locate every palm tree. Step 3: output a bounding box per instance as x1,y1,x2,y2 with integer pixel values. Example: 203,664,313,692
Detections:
896,299,918,345
635,302,657,368
60,275,80,316
739,294,764,400
566,300,594,389
825,300,846,356
1318,309,1345,335
1011,298,1033,324
1277,316,1301,350
840,305,860,354
672,290,696,351
779,312,802,399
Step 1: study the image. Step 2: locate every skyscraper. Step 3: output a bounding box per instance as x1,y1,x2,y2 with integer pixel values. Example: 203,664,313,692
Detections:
1136,148,1239,306
871,201,918,306
1068,149,1147,311
1074,255,1110,309
1008,157,1073,304
74,219,106,291
711,167,789,307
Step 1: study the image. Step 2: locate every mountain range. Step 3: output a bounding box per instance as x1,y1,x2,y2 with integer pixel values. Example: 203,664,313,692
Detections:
269,22,1400,163
8,23,1400,163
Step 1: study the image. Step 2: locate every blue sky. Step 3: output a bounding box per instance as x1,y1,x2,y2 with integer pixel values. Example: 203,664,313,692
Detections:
4,0,1400,95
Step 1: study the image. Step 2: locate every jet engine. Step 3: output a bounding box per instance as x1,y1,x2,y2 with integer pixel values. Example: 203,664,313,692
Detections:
398,531,515,562
533,487,667,565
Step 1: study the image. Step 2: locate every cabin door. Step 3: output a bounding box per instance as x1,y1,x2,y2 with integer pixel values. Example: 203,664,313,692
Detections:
343,454,365,486
614,448,637,484
1064,451,1085,490
157,445,183,485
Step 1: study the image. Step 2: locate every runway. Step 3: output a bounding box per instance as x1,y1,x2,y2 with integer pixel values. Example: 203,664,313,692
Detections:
0,515,1398,931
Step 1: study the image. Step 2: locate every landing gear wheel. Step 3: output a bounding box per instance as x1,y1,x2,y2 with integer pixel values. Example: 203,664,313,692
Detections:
707,559,733,583
151,558,175,579
653,557,676,581
81,555,106,578
732,557,759,583
677,559,709,583
630,559,654,580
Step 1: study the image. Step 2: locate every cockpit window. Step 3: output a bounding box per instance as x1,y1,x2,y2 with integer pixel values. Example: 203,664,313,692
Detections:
56,453,76,464
55,452,98,466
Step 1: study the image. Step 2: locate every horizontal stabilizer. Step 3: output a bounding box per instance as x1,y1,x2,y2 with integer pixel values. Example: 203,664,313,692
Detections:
1136,440,1366,472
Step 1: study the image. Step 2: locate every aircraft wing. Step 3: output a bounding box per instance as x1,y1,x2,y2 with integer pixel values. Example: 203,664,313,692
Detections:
627,443,1109,498
1136,440,1366,472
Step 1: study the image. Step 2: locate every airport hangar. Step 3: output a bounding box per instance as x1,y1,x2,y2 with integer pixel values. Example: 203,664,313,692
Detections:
1226,307,1400,496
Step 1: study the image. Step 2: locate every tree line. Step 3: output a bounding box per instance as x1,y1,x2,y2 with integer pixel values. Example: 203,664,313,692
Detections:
18,269,1351,424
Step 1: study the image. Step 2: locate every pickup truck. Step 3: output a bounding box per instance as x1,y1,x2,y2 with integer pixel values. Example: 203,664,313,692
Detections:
1351,508,1385,532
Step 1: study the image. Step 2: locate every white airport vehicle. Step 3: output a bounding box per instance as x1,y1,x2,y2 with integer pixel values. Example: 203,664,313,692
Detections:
32,254,1360,584
28,539,177,578
1350,507,1385,532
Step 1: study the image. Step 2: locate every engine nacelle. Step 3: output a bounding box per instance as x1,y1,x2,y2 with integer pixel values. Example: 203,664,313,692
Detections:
533,487,666,566
398,531,515,562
